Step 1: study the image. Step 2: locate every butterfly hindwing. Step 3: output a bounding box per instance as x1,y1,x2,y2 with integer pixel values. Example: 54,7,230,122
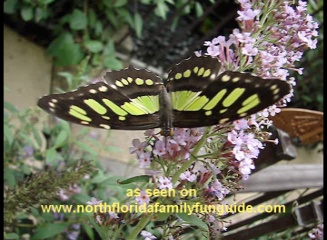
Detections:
37,67,163,130
269,108,323,144
166,55,291,128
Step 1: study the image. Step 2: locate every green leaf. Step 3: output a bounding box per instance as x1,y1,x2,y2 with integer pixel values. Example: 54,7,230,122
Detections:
134,12,143,38
21,6,33,21
85,40,103,53
4,168,16,188
31,127,42,147
156,212,171,221
4,233,19,240
82,224,95,240
4,101,18,113
195,2,203,17
39,0,56,4
20,132,37,148
47,32,84,66
88,9,97,28
4,0,18,14
35,7,47,22
54,130,68,148
90,171,109,184
75,141,97,156
57,72,73,87
45,148,57,165
105,10,118,28
94,21,103,36
32,223,69,239
176,212,208,231
72,193,93,204
69,9,87,30
4,125,14,145
118,8,133,26
118,175,151,184
155,1,169,19
114,0,128,7
104,56,123,70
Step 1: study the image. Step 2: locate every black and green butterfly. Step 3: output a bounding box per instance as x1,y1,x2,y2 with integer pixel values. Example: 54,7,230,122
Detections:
37,55,291,136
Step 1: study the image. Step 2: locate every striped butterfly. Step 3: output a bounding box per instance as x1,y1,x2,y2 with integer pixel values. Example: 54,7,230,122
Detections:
38,55,291,136
269,108,323,145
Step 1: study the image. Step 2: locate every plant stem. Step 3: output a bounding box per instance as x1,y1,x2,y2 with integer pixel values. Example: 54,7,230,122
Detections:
126,213,153,240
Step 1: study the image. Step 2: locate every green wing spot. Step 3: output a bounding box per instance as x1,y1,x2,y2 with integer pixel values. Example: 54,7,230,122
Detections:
100,124,110,129
203,89,227,110
184,95,209,111
221,75,231,82
222,88,245,107
121,102,147,115
273,88,280,94
102,99,128,116
69,105,91,122
270,84,277,90
175,73,182,80
127,77,133,83
232,77,240,82
135,78,144,85
99,86,108,92
70,105,87,115
121,95,159,116
219,118,229,124
171,91,209,111
203,69,211,77
121,78,129,85
116,81,124,87
183,70,191,78
145,79,154,85
137,95,159,113
197,67,205,76
84,99,107,115
237,94,260,114
205,110,212,116
193,66,199,74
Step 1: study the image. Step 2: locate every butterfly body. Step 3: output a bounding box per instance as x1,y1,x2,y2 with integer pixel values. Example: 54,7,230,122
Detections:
38,56,291,136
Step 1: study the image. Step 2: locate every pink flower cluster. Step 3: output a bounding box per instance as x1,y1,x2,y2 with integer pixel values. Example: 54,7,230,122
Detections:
205,0,318,81
129,128,204,168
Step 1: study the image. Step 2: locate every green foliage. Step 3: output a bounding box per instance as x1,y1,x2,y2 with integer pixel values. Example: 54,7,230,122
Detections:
3,101,125,239
4,0,212,69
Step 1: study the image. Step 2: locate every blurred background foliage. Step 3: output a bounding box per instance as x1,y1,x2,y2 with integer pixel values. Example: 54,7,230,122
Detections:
4,0,323,110
3,0,323,239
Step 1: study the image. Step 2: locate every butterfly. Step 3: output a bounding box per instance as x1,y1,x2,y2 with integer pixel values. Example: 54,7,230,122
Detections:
269,108,323,145
37,55,291,136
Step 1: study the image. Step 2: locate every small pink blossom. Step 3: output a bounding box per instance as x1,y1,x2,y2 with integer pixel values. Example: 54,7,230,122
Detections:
138,152,152,168
129,139,146,155
237,9,260,21
153,140,166,156
141,230,157,240
233,119,249,130
180,170,197,182
158,176,173,189
135,190,150,205
86,197,103,205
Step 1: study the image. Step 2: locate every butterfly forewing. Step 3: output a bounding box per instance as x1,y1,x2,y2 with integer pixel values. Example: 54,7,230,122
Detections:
165,56,291,128
37,67,163,130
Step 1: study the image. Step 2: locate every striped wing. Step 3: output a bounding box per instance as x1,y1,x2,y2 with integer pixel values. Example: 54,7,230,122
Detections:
166,55,291,128
269,108,323,144
37,67,163,130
